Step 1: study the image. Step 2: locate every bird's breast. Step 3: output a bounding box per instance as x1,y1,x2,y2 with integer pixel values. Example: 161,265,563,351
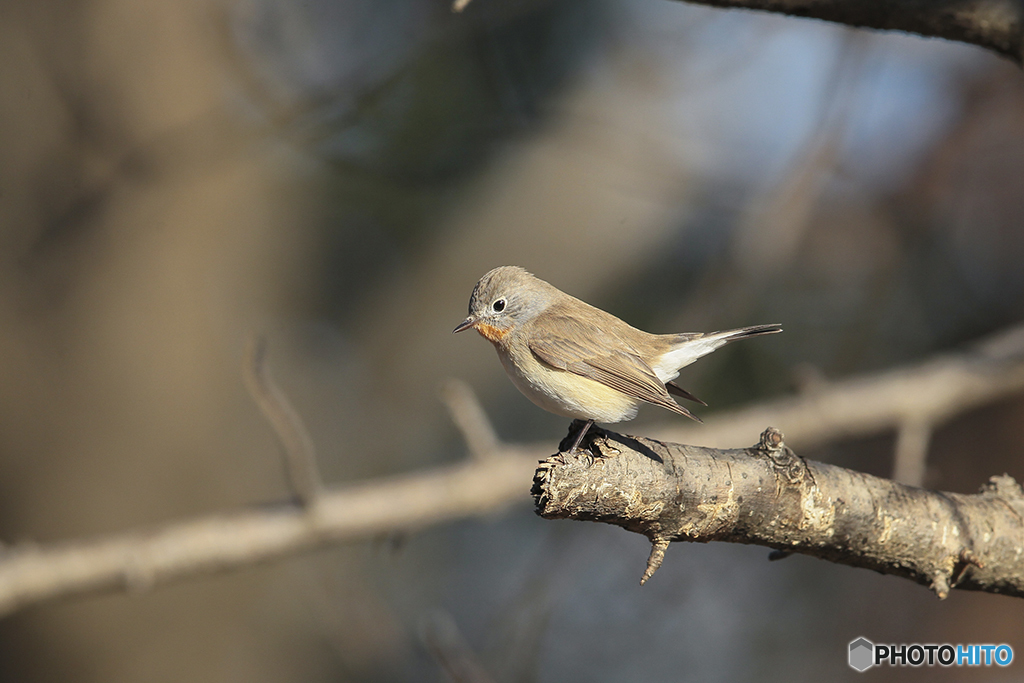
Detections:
495,340,639,423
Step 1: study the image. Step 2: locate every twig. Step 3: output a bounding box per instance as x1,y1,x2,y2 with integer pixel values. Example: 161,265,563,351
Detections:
892,418,933,486
534,425,1024,598
420,611,499,683
669,0,1024,64
730,31,864,279
243,336,323,506
441,379,501,460
0,325,1022,616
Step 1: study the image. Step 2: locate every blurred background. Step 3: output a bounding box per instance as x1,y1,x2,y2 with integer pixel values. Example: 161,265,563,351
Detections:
1,0,1023,680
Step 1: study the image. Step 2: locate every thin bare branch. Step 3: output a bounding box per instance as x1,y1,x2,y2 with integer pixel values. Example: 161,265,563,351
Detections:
669,0,1024,64
421,611,499,683
451,1,1024,61
731,32,866,279
892,418,933,486
441,378,501,459
243,336,323,505
0,456,535,618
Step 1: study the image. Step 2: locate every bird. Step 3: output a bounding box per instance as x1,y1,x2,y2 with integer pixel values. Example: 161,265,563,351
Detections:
453,266,781,453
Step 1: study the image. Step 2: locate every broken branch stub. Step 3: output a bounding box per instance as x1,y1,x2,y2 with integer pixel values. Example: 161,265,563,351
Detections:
532,423,1024,598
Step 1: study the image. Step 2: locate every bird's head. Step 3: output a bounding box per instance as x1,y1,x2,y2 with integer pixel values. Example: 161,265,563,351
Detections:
453,265,553,343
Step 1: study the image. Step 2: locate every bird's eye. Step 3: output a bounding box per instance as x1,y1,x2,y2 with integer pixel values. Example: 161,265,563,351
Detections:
492,298,506,312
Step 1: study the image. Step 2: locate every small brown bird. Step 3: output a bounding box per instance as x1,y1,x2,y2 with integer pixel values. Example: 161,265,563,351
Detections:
454,266,781,452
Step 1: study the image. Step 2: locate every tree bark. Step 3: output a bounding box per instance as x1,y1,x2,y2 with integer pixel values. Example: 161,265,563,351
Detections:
533,423,1024,598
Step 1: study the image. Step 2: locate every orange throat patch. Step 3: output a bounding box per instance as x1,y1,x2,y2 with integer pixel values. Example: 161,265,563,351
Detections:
475,322,509,344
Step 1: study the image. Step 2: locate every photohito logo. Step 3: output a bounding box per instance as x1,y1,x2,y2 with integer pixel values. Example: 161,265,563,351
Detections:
849,637,1013,671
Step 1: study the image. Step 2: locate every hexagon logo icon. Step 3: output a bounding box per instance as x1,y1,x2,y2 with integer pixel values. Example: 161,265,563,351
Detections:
849,637,874,672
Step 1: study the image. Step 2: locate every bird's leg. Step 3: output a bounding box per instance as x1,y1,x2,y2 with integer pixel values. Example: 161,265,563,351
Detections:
568,419,595,454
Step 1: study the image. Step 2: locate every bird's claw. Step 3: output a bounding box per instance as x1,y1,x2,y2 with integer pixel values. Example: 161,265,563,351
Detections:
567,447,595,467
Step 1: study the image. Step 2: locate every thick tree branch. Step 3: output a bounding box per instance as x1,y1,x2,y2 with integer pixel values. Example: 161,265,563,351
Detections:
0,325,1022,616
534,425,1024,598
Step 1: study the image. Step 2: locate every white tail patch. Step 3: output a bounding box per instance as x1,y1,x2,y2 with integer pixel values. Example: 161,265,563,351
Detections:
651,324,780,382
652,335,734,382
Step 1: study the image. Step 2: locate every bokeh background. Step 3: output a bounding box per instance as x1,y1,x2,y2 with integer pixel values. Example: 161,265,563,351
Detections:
1,0,1023,680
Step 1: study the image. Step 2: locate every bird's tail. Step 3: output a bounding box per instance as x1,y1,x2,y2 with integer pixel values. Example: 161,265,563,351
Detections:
653,323,782,382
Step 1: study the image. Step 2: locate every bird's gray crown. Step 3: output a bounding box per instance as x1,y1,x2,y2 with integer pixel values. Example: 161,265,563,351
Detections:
468,265,555,324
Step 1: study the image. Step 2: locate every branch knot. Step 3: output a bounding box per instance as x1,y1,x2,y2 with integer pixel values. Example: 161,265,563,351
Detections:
758,426,785,452
756,427,809,486
982,474,1024,500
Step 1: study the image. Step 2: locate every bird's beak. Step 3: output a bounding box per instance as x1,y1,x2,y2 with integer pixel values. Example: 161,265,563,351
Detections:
452,316,475,334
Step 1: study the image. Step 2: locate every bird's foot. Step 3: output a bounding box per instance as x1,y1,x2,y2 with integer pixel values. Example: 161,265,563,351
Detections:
568,447,595,468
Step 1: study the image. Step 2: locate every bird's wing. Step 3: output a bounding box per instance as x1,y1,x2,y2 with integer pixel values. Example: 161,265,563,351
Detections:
526,313,701,422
